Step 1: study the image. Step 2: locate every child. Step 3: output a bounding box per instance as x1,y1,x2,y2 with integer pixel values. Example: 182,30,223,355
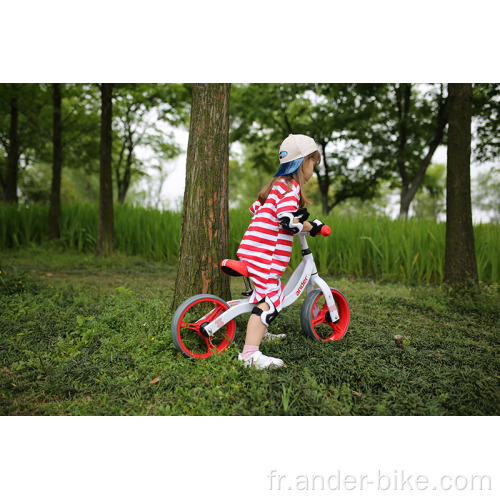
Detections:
236,134,326,369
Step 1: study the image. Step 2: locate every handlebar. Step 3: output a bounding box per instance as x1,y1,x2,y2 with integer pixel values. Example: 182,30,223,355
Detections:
320,225,331,237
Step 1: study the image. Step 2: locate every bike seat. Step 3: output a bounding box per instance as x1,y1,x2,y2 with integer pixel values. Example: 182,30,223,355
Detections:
220,259,249,277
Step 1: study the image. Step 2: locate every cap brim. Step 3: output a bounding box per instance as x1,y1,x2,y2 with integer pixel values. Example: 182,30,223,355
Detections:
273,157,304,177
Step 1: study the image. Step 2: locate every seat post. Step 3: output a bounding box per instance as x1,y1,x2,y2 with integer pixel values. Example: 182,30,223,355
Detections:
242,276,253,297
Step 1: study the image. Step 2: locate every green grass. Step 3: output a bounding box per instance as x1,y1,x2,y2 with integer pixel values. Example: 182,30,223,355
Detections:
1,247,499,415
1,203,498,283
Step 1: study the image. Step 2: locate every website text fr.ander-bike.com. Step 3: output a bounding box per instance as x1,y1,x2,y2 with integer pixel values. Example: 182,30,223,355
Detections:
267,470,492,492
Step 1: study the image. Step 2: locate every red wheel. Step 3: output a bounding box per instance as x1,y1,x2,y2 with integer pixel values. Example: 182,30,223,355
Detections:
171,294,236,359
300,288,350,341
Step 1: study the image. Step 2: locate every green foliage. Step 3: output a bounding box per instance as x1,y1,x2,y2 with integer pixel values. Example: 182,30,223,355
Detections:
0,203,181,261
0,251,498,415
229,83,454,215
0,83,190,204
473,83,500,163
412,163,446,220
230,83,391,212
18,161,78,204
473,165,500,223
112,84,190,202
228,152,267,209
0,84,51,199
2,83,499,212
0,203,498,284
366,84,448,188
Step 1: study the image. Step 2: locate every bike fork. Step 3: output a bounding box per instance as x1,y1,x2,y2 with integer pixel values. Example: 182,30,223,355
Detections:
312,275,340,322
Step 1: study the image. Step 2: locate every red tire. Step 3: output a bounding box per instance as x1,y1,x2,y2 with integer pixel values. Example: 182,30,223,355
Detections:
300,288,350,341
171,294,236,359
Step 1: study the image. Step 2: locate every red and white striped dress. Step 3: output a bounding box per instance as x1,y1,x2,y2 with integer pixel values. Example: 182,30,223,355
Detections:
236,179,301,311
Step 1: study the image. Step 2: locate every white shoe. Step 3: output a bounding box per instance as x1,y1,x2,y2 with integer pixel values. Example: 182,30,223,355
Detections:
262,329,286,342
238,351,285,370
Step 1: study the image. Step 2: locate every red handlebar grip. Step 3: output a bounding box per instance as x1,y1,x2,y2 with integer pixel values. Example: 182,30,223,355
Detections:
320,225,331,236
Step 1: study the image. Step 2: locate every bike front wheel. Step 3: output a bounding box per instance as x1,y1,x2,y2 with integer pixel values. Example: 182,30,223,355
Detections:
171,294,236,359
300,288,350,341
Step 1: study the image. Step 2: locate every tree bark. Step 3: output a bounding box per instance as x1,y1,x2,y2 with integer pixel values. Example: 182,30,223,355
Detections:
444,83,478,284
96,83,114,255
49,83,63,239
5,89,19,203
172,83,231,311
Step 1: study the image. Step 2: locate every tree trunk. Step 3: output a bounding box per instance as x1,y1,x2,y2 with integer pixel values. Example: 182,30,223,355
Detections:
315,166,330,215
444,83,478,284
96,83,114,255
49,83,63,239
118,136,133,204
5,90,19,203
115,141,125,201
399,187,411,218
316,143,331,215
172,83,231,311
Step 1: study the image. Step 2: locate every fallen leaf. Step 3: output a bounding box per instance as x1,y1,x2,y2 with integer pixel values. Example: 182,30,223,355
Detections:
46,273,53,277
340,352,346,357
432,353,443,357
150,377,160,384
352,391,362,397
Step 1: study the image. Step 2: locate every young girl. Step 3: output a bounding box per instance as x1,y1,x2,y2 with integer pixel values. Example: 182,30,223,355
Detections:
236,134,326,369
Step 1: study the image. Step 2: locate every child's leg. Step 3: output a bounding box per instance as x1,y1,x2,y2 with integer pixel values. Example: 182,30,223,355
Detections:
240,302,270,359
245,302,270,345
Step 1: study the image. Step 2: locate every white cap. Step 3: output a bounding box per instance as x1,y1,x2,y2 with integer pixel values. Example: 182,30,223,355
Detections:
279,134,318,164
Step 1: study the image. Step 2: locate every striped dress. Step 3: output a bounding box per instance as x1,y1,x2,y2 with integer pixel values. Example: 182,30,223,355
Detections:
236,179,301,311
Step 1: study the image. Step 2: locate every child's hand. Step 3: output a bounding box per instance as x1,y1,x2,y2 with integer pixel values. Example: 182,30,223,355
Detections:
309,219,325,237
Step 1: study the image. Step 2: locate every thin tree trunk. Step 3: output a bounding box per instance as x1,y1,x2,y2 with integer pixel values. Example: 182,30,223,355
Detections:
49,83,63,239
444,83,478,284
116,106,134,204
314,164,329,215
5,89,19,203
115,139,126,202
173,83,231,311
118,136,133,204
96,83,114,255
396,84,411,218
317,142,331,215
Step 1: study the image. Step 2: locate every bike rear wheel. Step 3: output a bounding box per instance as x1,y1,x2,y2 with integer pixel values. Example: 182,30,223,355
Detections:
300,288,350,341
171,294,236,359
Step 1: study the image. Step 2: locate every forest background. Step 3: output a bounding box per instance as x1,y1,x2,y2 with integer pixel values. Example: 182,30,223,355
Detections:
1,83,499,221
1,83,498,284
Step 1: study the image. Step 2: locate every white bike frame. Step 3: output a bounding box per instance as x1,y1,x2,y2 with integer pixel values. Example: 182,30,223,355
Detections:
203,233,339,336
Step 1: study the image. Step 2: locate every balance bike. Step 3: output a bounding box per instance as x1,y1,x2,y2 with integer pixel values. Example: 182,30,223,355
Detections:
171,225,350,359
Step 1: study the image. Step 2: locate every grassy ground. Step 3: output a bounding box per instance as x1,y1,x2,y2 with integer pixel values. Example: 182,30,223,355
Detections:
1,246,499,416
